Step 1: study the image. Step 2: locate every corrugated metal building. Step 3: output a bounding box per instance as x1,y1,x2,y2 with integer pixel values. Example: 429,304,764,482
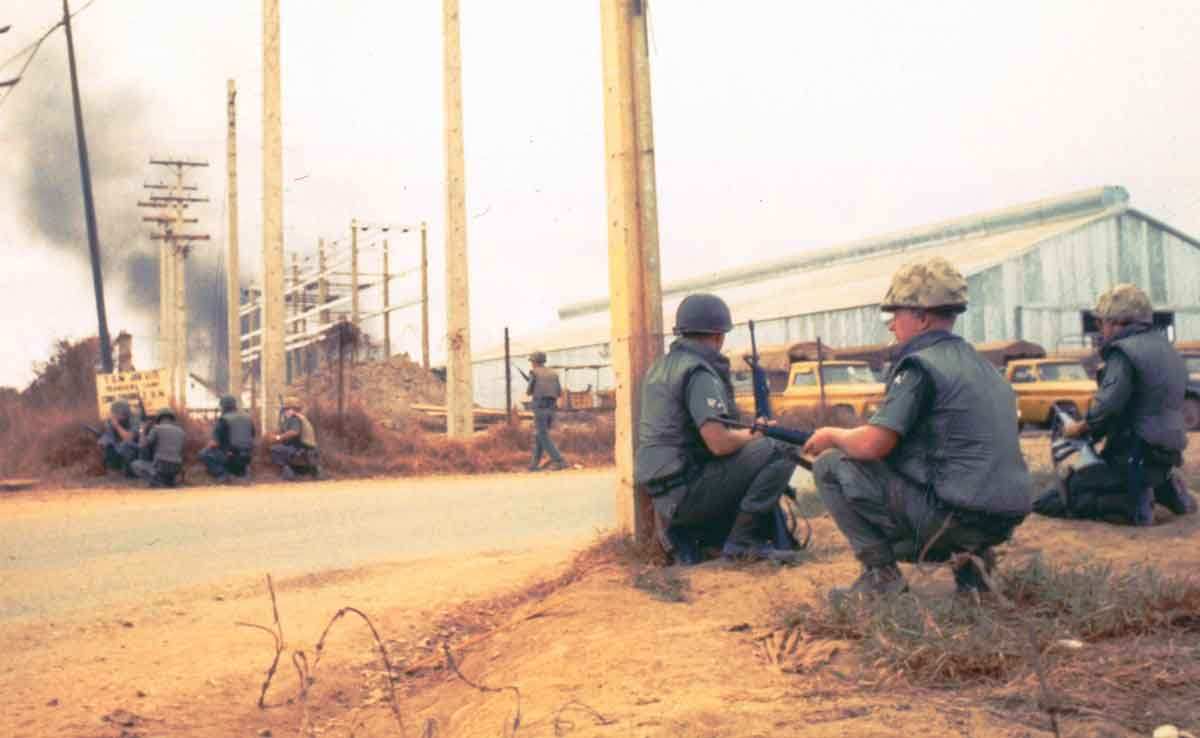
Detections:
472,186,1200,409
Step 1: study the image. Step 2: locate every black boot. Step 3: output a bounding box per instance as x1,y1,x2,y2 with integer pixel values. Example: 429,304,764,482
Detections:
1156,473,1198,516
953,548,996,594
722,512,802,563
830,544,907,602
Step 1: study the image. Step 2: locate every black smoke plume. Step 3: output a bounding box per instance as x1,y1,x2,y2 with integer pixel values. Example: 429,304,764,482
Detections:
11,51,229,391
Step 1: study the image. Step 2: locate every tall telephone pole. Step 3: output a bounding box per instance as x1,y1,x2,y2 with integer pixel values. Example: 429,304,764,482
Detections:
600,0,664,540
226,79,242,398
261,0,285,432
443,0,474,437
62,0,113,373
139,160,210,407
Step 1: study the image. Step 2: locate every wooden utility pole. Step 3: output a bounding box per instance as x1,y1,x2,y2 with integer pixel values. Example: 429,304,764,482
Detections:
261,0,285,431
504,326,513,421
139,160,209,408
62,0,114,374
318,238,330,325
350,219,360,350
382,238,391,359
226,78,242,398
600,0,664,540
443,0,473,436
420,221,430,370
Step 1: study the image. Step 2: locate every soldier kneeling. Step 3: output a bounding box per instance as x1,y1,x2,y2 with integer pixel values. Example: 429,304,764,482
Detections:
131,408,187,488
270,397,320,480
200,394,256,483
804,257,1031,599
97,400,140,476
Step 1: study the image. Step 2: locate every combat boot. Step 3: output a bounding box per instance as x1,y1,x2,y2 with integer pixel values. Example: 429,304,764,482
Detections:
952,548,997,594
721,512,803,564
830,544,907,602
1156,473,1198,516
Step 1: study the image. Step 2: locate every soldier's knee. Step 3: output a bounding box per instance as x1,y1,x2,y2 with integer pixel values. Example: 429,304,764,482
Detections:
812,448,847,479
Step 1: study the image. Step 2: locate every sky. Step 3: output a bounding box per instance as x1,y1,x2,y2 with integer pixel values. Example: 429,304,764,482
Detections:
2,1,1200,390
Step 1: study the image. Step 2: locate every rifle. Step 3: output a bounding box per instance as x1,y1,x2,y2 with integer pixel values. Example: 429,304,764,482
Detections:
511,363,531,382
717,320,815,470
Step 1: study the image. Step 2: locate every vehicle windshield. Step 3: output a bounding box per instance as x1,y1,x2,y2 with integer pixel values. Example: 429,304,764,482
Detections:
1039,363,1089,381
1186,357,1200,378
821,364,879,385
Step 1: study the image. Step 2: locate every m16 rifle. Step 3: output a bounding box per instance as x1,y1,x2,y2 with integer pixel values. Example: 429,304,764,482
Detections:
715,320,814,468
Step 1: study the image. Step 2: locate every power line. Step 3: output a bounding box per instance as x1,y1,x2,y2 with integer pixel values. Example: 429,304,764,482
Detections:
0,0,102,110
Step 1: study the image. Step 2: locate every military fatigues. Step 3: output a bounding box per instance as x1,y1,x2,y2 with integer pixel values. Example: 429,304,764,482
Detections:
527,365,566,470
131,420,187,487
636,338,797,549
200,409,256,479
814,331,1031,568
98,415,139,475
1033,324,1191,523
270,412,319,477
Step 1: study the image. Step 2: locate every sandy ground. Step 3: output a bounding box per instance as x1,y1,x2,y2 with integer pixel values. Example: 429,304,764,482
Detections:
3,438,1198,738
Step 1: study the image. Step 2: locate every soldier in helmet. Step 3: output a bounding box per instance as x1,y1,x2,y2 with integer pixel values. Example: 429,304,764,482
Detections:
97,399,140,476
199,394,257,483
803,256,1031,598
130,408,187,488
525,350,569,471
270,396,320,480
635,293,802,564
1033,284,1195,524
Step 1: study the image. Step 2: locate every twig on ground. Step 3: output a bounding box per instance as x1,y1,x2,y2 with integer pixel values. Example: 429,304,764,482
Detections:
309,606,407,737
550,699,615,736
235,574,286,708
442,641,522,738
1026,625,1061,738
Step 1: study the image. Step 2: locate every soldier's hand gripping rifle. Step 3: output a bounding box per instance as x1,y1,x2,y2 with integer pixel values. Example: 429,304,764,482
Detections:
714,321,814,469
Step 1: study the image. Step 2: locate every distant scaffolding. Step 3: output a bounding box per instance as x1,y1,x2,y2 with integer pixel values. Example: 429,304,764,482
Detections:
238,221,429,393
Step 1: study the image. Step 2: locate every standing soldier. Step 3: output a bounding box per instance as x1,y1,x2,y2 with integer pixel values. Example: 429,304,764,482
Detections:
270,396,320,480
200,394,257,483
1034,284,1195,523
526,351,569,471
131,408,187,488
804,257,1031,598
635,293,801,564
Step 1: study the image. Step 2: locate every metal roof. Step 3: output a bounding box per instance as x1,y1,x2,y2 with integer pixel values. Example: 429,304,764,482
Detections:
477,187,1200,362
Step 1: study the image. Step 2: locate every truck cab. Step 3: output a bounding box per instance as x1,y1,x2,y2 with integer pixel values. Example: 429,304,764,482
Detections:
732,358,886,426
1005,358,1096,427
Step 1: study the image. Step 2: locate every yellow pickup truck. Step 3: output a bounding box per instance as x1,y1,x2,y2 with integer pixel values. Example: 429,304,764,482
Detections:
1004,358,1096,427
732,359,886,427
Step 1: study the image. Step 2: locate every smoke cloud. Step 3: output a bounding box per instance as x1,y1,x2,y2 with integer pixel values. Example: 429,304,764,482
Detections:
11,53,229,390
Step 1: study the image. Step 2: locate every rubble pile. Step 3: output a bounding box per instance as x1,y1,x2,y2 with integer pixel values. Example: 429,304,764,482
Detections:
287,353,445,422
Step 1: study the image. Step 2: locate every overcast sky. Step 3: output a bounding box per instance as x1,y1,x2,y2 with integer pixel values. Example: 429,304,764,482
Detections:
2,1,1199,389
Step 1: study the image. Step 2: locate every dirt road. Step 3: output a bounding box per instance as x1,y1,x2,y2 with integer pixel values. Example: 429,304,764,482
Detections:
0,469,617,738
0,468,617,623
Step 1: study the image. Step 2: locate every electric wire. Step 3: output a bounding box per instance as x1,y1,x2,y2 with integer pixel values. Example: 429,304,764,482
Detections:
0,0,102,110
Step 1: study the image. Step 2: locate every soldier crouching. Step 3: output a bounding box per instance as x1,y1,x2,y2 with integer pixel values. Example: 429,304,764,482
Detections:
804,256,1031,599
98,400,140,476
200,394,257,483
270,396,320,480
130,408,187,488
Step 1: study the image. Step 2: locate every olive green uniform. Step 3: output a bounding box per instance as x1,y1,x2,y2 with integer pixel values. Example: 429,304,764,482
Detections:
527,365,566,469
636,338,796,547
814,331,1031,567
1033,324,1192,523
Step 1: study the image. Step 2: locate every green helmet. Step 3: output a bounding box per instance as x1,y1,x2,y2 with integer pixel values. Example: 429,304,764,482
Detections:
1095,283,1152,324
881,256,968,313
219,394,238,412
674,293,733,335
155,408,176,422
529,350,547,365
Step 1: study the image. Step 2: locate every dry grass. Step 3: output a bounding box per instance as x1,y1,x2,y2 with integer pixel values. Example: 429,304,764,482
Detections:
782,555,1200,685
